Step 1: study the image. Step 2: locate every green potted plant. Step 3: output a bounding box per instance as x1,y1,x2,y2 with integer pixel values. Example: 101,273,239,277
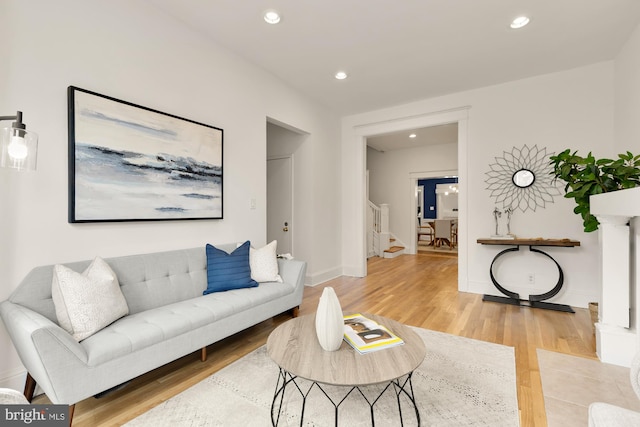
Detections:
549,150,640,232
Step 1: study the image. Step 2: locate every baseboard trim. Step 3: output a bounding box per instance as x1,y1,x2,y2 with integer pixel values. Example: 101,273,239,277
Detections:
341,265,365,278
0,369,26,392
306,266,343,287
596,322,638,367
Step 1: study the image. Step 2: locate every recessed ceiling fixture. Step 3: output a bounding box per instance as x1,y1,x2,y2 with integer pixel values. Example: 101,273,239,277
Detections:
510,16,530,29
409,133,417,138
335,71,348,80
264,10,281,24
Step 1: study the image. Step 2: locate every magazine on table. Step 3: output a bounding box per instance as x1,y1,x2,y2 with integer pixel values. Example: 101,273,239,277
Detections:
343,313,404,354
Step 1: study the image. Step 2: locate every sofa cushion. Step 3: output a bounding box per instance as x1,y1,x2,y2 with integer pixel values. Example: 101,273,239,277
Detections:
82,281,294,366
51,257,129,341
204,241,258,294
250,240,283,283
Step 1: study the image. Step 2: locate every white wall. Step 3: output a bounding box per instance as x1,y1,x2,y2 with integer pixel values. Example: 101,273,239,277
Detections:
614,21,640,356
615,22,640,155
343,62,615,309
367,143,458,248
0,0,341,389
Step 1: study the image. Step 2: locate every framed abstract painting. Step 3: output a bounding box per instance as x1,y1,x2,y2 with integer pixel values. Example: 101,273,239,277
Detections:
67,86,223,223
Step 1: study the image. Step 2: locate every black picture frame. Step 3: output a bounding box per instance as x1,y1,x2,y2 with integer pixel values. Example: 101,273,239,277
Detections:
67,86,223,223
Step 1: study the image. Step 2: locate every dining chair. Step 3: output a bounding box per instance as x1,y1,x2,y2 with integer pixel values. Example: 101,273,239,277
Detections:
434,219,453,249
417,218,433,245
450,220,458,249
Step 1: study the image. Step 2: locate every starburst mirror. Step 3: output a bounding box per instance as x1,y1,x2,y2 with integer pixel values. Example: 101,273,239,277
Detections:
485,145,561,212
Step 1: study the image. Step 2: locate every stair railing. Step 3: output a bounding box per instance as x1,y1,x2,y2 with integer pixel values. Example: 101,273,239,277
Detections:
368,201,382,233
368,202,390,257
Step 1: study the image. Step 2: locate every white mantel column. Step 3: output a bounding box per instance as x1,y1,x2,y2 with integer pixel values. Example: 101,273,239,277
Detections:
598,216,631,328
594,215,635,366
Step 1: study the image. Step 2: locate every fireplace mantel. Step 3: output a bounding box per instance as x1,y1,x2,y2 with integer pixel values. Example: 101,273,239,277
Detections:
591,186,640,217
590,186,640,367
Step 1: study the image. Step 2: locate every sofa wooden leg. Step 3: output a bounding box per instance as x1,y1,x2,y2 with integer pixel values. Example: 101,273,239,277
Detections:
291,306,300,318
24,372,36,402
201,347,207,362
68,404,75,426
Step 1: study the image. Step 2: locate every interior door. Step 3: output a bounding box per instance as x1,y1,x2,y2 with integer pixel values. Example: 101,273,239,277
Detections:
267,157,293,255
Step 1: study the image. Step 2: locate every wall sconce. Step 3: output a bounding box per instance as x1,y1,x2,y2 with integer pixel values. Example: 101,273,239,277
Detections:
0,111,38,171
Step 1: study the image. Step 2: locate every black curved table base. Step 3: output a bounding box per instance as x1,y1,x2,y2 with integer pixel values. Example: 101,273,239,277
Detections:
482,245,575,313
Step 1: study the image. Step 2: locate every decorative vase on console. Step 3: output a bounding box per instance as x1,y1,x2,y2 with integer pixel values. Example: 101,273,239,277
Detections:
492,207,502,237
315,287,344,351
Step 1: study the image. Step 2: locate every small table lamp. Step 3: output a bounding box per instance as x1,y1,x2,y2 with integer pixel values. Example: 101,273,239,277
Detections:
0,111,38,171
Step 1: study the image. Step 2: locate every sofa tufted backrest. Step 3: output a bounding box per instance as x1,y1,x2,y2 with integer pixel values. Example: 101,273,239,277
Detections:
8,245,237,323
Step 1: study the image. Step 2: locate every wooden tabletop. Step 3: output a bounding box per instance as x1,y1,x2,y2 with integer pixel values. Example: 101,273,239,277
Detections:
477,238,580,247
266,313,426,386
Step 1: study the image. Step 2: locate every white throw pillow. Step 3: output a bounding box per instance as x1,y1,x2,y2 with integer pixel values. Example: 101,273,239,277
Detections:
51,257,129,341
249,240,283,283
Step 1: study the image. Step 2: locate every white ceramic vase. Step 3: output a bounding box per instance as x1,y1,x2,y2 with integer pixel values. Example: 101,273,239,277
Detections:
315,287,344,351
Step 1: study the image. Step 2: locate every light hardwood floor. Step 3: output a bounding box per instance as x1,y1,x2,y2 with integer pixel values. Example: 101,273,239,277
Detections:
35,252,595,426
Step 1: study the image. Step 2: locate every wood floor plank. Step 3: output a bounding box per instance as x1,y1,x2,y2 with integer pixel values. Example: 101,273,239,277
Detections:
32,253,595,426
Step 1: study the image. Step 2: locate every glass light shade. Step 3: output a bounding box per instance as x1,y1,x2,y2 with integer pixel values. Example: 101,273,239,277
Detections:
0,127,38,171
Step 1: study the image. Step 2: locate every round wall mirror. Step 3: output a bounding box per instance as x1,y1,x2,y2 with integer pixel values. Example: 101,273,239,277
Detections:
512,169,535,188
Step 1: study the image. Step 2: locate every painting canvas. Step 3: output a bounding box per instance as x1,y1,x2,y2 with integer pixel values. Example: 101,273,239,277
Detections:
68,86,223,222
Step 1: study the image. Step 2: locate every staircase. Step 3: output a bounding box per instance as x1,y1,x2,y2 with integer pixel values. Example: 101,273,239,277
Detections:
384,242,405,259
367,201,405,258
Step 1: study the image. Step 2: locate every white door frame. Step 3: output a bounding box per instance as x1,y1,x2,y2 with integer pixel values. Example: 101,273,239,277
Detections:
353,107,469,292
416,185,424,224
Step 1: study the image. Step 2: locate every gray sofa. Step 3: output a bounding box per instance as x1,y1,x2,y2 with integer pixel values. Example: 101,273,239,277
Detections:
0,244,306,410
589,351,640,426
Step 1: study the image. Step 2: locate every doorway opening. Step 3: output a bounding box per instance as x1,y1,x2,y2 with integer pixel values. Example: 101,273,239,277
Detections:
414,174,459,255
266,119,307,257
351,107,469,291
365,123,459,256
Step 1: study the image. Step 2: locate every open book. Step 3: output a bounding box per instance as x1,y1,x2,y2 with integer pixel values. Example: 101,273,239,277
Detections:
343,313,404,354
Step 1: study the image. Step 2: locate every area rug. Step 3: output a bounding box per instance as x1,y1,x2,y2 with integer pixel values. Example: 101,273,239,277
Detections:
125,328,518,426
417,242,458,256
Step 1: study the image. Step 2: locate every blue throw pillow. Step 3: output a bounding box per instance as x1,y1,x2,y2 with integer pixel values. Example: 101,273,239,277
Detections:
203,241,259,294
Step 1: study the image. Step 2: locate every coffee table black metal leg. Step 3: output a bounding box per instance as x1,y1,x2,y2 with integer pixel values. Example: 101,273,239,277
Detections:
271,368,287,427
393,372,420,426
272,370,322,427
359,382,394,426
271,370,421,426
408,373,420,425
394,383,404,426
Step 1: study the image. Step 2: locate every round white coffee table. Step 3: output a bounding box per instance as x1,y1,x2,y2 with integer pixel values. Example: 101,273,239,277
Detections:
266,313,426,426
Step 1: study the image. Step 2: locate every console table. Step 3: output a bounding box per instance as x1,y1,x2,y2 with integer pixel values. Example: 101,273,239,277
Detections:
477,238,581,313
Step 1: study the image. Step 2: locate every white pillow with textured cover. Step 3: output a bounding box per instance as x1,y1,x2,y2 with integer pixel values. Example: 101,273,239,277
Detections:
249,240,283,283
51,257,129,341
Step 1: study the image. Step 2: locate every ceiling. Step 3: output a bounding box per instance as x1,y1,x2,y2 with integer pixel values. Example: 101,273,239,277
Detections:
367,123,458,153
148,0,640,117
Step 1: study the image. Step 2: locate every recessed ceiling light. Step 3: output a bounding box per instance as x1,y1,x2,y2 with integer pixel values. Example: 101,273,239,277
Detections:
510,16,530,29
409,134,417,138
264,10,281,24
335,71,348,80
